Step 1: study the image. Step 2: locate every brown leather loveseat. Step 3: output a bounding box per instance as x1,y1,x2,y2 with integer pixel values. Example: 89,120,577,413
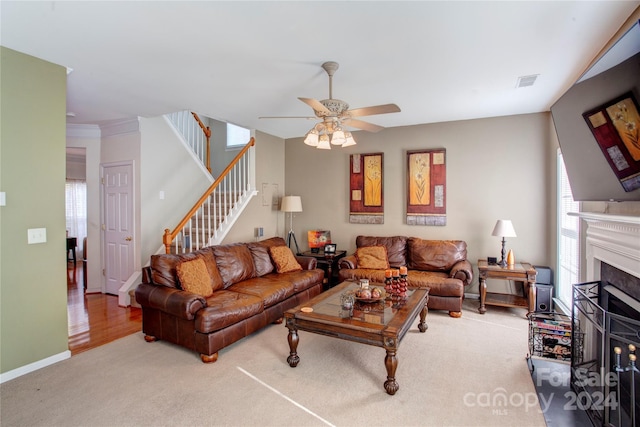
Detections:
338,235,473,317
135,237,324,362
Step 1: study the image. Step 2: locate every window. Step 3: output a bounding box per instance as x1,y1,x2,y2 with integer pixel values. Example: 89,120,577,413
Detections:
65,180,87,257
226,123,251,149
556,149,580,311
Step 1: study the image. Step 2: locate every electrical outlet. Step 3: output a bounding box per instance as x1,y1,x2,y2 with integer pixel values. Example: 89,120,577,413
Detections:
27,228,47,244
255,227,264,237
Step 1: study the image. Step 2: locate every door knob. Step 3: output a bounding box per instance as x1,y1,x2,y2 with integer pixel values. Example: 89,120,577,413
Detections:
125,236,132,241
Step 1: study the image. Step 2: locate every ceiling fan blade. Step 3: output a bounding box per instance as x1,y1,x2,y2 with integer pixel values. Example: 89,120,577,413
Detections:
347,103,401,117
345,118,385,133
259,116,316,119
298,97,331,115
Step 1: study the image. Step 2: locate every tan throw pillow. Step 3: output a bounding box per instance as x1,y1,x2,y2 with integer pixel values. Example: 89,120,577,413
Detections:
269,246,303,273
356,246,390,269
176,258,213,297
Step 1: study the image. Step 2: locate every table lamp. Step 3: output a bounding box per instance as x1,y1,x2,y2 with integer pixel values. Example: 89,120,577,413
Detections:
491,219,517,267
281,195,302,254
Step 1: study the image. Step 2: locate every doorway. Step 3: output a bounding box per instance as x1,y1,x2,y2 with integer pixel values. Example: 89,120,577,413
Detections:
66,151,141,353
65,148,87,264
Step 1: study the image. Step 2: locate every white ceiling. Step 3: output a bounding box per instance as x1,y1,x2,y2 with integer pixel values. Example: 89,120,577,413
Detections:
1,1,638,139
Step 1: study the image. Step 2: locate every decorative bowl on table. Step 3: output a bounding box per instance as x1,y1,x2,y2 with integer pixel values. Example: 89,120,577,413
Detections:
354,286,386,303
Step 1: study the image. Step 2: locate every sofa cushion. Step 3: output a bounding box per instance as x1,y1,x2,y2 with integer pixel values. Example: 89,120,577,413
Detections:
356,246,389,269
229,277,296,308
406,271,464,297
195,290,264,334
214,243,256,288
176,258,213,297
248,237,286,277
338,268,388,284
150,247,223,291
407,238,467,272
356,236,407,267
269,246,302,273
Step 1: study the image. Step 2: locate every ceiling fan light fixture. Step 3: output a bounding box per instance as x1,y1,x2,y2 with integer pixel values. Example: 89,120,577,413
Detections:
341,131,356,147
303,128,319,146
317,134,331,150
331,127,346,145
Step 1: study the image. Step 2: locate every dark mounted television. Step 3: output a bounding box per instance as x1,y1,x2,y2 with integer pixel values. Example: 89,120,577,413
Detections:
551,20,640,201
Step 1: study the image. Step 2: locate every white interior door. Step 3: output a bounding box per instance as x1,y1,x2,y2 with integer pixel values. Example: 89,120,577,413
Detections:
103,163,134,295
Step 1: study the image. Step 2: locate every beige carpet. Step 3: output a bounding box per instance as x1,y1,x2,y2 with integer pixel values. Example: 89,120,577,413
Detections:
1,299,546,427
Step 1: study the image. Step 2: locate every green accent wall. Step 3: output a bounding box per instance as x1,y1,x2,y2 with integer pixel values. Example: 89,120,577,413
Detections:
1,47,69,373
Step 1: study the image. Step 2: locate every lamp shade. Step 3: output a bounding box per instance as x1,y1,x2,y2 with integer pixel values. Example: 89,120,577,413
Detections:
281,196,302,213
331,128,346,145
491,220,517,237
303,128,319,146
317,134,331,150
341,131,357,147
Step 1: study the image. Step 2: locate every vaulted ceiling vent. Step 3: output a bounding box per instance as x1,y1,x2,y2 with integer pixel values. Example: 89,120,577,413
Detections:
516,74,539,88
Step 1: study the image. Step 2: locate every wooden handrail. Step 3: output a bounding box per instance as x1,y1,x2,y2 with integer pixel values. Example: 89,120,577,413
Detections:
163,137,255,253
191,112,212,173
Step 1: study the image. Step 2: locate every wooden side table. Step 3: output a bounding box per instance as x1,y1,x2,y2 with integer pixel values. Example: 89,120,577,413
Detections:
300,250,346,288
477,259,537,315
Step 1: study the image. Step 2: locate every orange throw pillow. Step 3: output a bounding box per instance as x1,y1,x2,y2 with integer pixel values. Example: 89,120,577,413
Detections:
269,246,303,273
356,246,390,269
176,258,213,297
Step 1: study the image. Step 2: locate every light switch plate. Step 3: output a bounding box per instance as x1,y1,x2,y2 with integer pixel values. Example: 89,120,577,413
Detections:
28,228,47,244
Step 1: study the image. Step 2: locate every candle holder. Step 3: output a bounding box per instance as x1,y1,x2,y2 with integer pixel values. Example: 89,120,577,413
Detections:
340,292,355,317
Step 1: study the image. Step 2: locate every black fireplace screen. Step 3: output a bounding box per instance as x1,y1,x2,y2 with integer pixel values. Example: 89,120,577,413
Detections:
572,281,640,427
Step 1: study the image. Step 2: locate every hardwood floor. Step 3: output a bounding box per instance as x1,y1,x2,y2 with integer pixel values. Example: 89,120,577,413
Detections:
67,262,142,355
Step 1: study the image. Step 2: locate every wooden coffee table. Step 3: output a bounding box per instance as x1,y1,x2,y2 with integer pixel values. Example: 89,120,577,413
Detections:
284,281,429,395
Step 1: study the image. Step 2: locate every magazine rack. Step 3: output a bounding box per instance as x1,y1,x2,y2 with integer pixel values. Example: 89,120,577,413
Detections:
527,311,578,372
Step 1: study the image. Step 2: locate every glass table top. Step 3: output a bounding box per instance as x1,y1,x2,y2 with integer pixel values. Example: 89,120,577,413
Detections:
305,282,417,326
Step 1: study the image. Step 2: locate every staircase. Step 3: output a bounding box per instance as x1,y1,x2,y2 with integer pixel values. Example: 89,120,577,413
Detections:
163,111,256,254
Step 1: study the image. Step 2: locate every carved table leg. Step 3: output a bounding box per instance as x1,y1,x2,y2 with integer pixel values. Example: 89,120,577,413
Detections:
478,276,487,314
527,281,536,316
418,303,429,332
286,320,300,367
384,348,399,395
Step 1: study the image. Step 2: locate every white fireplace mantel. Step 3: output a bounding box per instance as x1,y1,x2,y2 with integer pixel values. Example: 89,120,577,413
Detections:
569,212,640,281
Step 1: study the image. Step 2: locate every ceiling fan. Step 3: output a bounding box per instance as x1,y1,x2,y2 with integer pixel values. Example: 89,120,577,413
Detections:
260,61,401,148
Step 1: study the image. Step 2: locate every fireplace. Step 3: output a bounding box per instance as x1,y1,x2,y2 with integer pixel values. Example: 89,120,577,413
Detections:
570,213,640,427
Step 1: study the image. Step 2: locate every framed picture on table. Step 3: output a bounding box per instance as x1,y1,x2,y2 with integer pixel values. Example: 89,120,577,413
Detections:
324,243,337,254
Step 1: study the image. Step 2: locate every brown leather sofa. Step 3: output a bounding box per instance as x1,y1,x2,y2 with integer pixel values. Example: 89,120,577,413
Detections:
338,235,473,317
135,237,324,362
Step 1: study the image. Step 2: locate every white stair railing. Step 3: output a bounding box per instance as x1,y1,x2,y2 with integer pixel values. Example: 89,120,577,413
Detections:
166,110,211,173
163,137,256,254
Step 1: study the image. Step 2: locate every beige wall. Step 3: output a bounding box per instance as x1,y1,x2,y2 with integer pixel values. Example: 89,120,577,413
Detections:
0,47,69,374
140,116,213,260
285,113,555,292
222,131,286,244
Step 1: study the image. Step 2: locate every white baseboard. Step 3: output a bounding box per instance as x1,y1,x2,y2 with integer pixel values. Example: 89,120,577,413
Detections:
0,350,71,384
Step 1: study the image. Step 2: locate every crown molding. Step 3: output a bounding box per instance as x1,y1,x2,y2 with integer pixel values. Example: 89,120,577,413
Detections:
99,118,140,138
66,123,101,139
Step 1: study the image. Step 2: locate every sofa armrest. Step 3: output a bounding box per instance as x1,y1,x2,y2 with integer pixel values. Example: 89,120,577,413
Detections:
338,255,357,270
295,256,317,270
450,260,473,287
134,283,206,321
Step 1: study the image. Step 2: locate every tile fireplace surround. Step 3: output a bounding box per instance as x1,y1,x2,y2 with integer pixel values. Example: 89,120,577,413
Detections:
570,212,640,427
